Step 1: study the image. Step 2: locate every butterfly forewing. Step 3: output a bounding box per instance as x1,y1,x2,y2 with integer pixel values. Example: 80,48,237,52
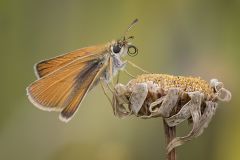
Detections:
35,44,106,78
27,53,108,121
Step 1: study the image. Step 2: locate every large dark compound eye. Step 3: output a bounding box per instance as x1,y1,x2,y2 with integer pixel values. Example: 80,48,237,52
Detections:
112,44,122,54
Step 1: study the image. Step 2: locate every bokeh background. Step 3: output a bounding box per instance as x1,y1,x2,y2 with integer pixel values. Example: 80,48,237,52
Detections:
1,0,239,160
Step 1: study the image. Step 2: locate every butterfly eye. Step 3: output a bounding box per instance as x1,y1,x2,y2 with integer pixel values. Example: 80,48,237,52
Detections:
112,44,122,54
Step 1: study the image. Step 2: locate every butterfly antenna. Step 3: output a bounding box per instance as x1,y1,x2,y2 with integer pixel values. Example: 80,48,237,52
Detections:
122,18,139,40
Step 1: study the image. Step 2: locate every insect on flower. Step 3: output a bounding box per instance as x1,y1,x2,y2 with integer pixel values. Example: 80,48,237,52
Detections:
112,74,231,152
26,19,146,122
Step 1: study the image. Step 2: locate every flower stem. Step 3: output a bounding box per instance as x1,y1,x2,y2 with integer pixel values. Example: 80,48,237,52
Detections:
163,119,176,160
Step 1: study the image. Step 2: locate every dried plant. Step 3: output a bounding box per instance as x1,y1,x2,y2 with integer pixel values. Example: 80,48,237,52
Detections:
110,74,231,159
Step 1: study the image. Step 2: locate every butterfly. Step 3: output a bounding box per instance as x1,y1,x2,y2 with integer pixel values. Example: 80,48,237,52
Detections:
26,19,145,122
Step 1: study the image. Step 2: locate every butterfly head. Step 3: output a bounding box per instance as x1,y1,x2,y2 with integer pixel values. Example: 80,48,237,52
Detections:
110,37,138,57
109,18,139,57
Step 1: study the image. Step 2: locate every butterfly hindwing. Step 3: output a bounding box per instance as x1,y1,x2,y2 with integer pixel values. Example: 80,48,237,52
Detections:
60,59,108,121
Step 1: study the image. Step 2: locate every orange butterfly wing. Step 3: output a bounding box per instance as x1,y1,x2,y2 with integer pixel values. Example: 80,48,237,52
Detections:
27,51,108,122
35,44,106,78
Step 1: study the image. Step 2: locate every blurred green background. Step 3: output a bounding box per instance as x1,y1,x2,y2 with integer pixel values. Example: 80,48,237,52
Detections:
0,0,239,160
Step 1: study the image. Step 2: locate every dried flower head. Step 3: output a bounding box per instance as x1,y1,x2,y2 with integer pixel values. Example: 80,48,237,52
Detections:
112,74,231,152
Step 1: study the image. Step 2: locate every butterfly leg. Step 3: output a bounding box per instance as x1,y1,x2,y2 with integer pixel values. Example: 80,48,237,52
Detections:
112,83,132,118
101,78,130,118
116,71,120,84
100,78,112,105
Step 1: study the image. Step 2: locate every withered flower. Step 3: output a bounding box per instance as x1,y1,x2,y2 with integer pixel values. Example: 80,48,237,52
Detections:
112,74,231,153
